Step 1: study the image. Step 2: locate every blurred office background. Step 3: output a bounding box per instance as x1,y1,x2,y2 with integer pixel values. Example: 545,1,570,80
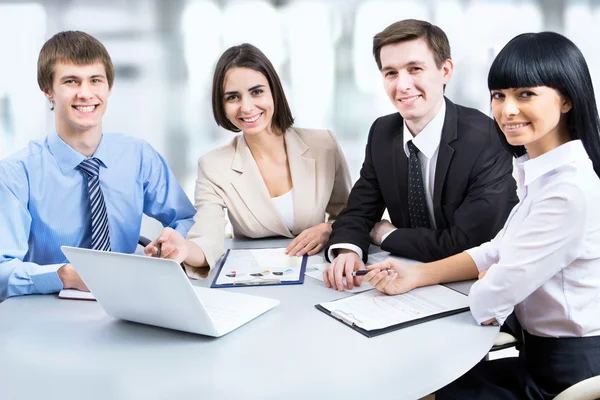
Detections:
0,0,596,195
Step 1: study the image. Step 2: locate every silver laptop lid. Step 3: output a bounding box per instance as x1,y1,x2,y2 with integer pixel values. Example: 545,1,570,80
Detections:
61,246,219,336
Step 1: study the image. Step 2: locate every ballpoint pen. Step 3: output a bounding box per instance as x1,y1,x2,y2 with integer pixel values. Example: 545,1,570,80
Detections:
351,269,394,277
157,243,162,258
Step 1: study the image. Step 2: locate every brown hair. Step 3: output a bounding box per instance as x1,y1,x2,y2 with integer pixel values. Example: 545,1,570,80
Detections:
37,31,114,94
373,19,451,70
212,43,294,134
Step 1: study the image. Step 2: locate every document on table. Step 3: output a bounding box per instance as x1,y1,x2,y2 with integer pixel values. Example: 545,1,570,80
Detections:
58,289,96,301
305,267,373,293
304,252,419,293
212,248,307,287
365,251,420,266
316,284,469,337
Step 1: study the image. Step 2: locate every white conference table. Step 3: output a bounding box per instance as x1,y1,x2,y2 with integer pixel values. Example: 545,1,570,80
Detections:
0,238,498,400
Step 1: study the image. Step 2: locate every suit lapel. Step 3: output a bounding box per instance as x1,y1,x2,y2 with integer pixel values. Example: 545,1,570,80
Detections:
392,121,410,228
286,129,316,234
433,98,458,229
230,135,292,237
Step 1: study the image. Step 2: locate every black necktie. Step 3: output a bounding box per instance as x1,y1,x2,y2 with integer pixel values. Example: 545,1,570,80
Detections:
407,141,431,229
78,158,112,251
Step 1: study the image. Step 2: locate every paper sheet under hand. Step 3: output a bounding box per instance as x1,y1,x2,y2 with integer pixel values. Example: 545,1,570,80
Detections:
58,289,96,301
304,251,419,294
304,270,374,293
366,251,420,266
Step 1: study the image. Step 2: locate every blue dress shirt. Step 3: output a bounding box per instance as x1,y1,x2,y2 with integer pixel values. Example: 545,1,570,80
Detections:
0,132,196,300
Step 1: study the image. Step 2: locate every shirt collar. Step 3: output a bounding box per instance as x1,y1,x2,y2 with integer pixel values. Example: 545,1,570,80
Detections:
47,131,109,174
402,100,446,159
92,134,110,169
518,140,588,186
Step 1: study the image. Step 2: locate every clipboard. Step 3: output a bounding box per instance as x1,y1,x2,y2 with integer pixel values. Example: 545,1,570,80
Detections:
315,285,470,338
211,248,307,288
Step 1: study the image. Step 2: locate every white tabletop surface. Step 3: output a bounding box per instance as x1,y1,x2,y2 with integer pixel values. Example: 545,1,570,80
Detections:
0,238,499,400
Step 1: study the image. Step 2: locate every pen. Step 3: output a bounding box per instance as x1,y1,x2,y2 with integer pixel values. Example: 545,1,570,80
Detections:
351,269,394,277
157,243,162,258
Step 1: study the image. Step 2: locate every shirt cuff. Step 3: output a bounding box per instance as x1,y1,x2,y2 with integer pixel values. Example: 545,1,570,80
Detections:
173,219,195,238
328,244,363,262
465,247,487,273
468,280,512,326
30,263,65,294
380,229,397,245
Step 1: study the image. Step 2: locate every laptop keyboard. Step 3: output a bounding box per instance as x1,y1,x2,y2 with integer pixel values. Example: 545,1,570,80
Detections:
204,305,243,327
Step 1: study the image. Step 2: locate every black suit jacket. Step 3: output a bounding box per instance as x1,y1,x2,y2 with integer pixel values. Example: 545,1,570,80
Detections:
326,98,518,263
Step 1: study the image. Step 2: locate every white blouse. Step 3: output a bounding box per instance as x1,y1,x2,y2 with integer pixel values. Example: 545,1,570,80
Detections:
271,189,294,232
467,140,600,337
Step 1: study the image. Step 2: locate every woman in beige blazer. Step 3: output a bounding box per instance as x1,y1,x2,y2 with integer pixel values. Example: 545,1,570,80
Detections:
146,43,352,277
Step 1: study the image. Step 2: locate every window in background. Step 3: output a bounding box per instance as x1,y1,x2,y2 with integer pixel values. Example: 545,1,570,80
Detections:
181,0,223,158
435,1,542,113
221,1,285,70
0,3,46,158
283,1,340,130
566,3,600,107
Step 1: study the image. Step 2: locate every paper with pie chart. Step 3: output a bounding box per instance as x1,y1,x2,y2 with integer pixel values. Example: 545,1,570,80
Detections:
211,248,307,287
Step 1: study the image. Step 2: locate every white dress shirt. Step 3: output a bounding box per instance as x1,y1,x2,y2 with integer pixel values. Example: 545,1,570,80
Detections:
467,140,600,337
271,189,294,232
328,101,446,261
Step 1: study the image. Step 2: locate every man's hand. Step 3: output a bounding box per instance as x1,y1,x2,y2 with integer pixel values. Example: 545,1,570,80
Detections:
363,258,420,295
285,223,332,256
323,250,365,291
144,227,189,264
369,219,396,246
57,264,89,292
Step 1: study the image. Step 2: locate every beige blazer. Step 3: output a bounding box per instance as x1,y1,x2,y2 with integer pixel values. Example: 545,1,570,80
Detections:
184,127,352,279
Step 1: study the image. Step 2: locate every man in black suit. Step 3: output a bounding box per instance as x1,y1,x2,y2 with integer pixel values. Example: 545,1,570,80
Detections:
323,19,518,291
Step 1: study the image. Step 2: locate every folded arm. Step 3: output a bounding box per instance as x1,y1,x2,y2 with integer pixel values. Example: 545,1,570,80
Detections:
381,141,517,261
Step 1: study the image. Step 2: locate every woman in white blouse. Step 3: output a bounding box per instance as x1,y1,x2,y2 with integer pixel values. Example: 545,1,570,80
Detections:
146,43,352,275
363,32,600,399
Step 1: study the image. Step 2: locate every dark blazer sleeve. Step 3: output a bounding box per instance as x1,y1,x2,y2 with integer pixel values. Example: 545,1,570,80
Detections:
324,119,387,262
380,138,517,262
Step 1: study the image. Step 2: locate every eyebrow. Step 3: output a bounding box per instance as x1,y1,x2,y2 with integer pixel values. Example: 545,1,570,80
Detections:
60,74,106,81
381,61,427,72
224,84,265,96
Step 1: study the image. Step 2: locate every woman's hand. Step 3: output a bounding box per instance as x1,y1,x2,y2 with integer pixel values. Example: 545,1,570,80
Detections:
363,258,421,295
144,227,190,264
285,223,332,256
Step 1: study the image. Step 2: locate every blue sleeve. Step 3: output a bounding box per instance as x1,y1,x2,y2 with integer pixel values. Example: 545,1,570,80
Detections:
0,164,63,301
140,143,196,237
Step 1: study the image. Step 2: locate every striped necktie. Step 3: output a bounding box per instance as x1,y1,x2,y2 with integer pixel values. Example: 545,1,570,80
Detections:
78,158,111,251
407,140,431,229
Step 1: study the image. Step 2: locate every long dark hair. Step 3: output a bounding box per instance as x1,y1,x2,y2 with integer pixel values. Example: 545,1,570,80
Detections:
488,32,600,177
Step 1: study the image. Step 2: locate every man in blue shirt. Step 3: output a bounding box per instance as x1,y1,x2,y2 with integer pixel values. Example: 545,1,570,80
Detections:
0,31,196,301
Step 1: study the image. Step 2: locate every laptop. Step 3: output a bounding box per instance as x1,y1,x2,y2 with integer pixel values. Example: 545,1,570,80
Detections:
61,246,279,337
